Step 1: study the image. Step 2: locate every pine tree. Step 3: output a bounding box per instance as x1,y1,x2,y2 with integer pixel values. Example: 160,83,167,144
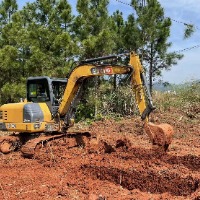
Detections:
73,0,115,58
129,0,183,93
110,10,125,89
0,0,25,103
21,0,77,78
53,0,79,73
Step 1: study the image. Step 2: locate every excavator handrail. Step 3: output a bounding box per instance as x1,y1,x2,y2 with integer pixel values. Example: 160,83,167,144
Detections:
80,52,130,64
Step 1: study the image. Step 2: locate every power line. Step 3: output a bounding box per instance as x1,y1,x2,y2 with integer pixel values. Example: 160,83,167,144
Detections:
170,19,200,31
173,45,200,54
115,0,132,6
115,0,200,30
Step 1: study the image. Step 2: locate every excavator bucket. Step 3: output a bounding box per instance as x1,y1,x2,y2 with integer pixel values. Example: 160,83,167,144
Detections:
144,122,174,152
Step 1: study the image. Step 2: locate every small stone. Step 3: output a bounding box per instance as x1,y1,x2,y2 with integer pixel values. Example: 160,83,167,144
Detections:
89,193,99,200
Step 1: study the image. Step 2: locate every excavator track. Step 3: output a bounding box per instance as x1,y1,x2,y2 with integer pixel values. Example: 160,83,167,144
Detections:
21,131,91,158
21,134,66,158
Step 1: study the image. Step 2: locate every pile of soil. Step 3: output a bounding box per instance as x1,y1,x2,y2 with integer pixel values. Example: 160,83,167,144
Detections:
0,108,200,199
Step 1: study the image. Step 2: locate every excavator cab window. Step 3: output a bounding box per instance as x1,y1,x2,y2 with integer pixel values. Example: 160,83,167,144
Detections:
52,81,66,106
27,79,50,102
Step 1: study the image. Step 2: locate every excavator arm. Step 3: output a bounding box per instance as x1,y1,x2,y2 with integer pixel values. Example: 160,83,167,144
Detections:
58,64,132,117
54,52,154,128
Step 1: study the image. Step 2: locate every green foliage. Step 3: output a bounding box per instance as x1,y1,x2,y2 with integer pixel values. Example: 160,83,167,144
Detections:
1,82,26,103
75,82,140,122
184,25,195,39
129,0,183,93
0,0,79,104
75,102,95,123
154,81,200,112
175,82,200,106
73,0,114,58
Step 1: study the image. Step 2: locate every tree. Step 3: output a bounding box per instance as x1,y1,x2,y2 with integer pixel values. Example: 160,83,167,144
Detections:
72,0,115,117
72,0,115,58
0,0,18,26
20,0,78,78
54,0,79,72
129,0,183,93
110,10,125,89
0,0,24,103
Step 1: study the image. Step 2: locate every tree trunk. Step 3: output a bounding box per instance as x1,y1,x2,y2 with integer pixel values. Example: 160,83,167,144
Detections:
149,65,152,94
94,77,99,118
114,75,117,90
149,43,153,94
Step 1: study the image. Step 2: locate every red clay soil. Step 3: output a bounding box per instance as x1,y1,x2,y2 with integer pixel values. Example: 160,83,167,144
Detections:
0,108,200,200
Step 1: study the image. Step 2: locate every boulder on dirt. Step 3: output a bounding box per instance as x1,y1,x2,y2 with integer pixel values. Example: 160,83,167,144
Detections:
0,142,13,154
0,136,21,154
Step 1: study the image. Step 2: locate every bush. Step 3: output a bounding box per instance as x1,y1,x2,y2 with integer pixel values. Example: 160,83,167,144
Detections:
75,83,140,123
153,81,200,111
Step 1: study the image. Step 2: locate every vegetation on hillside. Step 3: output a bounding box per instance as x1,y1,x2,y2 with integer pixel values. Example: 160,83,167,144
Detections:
153,80,200,120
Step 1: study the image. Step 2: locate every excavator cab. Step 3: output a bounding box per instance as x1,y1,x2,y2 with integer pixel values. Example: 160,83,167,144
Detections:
26,76,67,116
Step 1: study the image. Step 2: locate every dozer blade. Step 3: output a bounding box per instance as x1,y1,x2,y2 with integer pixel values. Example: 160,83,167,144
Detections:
144,122,174,152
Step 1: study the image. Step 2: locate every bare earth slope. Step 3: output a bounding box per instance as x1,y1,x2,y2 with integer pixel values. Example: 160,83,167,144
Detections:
0,108,200,200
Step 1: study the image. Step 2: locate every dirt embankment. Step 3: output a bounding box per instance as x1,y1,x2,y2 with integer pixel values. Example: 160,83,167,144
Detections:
0,108,200,199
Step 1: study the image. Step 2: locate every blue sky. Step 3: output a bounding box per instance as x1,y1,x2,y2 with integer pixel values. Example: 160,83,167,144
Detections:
10,0,200,83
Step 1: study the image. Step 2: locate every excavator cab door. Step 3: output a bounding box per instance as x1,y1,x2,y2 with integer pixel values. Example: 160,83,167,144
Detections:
27,78,50,103
52,81,67,106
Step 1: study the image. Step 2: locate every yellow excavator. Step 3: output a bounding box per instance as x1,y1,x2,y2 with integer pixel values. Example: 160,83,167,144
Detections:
0,52,173,157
